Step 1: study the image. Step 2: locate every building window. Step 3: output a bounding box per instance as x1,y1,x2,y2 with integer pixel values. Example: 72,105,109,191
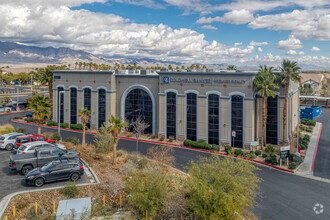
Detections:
70,88,77,124
166,92,176,139
57,87,64,123
208,94,219,145
266,96,278,145
98,89,106,128
84,88,91,128
231,95,243,148
186,93,197,141
125,88,152,134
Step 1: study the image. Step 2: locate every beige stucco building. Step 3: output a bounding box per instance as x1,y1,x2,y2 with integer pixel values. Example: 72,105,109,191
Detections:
52,69,299,149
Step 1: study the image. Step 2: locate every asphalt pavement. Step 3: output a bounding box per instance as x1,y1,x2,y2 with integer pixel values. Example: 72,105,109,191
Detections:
2,112,330,219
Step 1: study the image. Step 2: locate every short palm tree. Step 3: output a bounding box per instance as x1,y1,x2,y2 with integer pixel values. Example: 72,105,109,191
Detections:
280,59,301,145
108,115,127,164
254,65,279,148
78,108,91,146
227,65,237,70
28,94,51,134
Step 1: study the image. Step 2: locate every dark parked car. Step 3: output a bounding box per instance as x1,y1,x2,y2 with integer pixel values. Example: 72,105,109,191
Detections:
25,159,84,187
9,146,80,175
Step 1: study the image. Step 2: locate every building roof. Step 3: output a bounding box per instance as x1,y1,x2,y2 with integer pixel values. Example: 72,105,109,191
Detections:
300,73,324,84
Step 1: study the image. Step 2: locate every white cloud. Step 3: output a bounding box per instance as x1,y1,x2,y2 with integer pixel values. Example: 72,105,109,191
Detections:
257,47,262,52
249,41,268,46
311,46,320,51
201,25,218,30
204,40,254,58
298,51,305,55
197,9,253,24
276,35,303,50
112,0,164,9
286,50,297,55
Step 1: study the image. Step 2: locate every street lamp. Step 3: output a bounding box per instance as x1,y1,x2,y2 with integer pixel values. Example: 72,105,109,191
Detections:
15,81,20,112
58,91,65,140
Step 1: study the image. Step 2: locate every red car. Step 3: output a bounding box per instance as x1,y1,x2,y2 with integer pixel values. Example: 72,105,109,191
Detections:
15,134,56,148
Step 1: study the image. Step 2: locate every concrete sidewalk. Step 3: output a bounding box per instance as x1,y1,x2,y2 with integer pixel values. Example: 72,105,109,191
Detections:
295,122,322,176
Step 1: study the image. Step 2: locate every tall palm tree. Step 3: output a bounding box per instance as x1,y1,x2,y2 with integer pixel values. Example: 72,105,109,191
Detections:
28,94,51,134
227,65,237,70
108,115,127,164
78,108,91,146
279,59,301,145
254,65,279,148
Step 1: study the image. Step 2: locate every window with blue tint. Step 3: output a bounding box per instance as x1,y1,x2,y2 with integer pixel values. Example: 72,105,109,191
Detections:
166,92,176,139
267,96,278,145
84,88,91,128
57,87,64,123
231,95,243,148
98,89,106,127
208,94,219,145
125,89,153,134
70,88,77,124
186,93,197,141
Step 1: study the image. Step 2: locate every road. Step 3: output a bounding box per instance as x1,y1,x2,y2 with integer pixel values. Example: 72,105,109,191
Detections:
2,112,330,220
314,108,330,179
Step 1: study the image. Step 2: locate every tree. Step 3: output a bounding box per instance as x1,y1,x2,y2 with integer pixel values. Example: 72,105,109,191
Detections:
300,84,314,96
253,65,279,148
181,65,185,70
196,64,200,70
186,156,261,219
94,124,113,153
202,65,207,69
28,94,51,134
227,65,237,70
131,115,150,152
279,59,301,144
78,108,91,146
0,96,11,106
108,115,127,164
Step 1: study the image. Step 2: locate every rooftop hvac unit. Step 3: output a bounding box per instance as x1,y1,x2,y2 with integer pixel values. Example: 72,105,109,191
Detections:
140,70,147,75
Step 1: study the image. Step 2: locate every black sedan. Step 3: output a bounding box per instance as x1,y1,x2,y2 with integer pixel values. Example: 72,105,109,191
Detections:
25,159,84,187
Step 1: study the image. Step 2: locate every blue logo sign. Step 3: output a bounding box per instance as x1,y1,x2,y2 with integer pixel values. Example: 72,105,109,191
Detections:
163,76,170,84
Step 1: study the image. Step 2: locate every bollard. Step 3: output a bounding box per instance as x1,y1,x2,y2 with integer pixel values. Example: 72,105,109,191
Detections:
103,195,105,207
146,210,148,220
120,194,122,208
35,202,38,215
53,201,56,213
4,216,7,220
13,206,15,218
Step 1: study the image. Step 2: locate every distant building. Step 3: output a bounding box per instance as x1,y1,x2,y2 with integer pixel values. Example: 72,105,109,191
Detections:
300,73,326,94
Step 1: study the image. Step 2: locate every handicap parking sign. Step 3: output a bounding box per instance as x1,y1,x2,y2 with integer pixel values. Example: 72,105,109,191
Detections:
163,76,170,84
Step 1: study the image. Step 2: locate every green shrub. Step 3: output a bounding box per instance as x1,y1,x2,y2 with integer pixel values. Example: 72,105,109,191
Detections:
60,181,79,198
224,145,232,154
234,149,243,156
159,136,165,141
289,162,297,170
47,120,58,126
301,119,316,126
60,123,69,128
13,116,23,120
26,117,34,123
136,158,148,169
303,134,310,142
212,145,220,151
255,150,262,156
94,125,113,153
15,128,26,133
262,153,268,158
183,139,212,150
65,136,80,145
0,124,15,135
126,133,133,137
299,137,308,150
305,127,313,133
265,145,275,156
265,155,277,165
51,132,61,142
168,136,174,142
117,151,123,157
150,134,156,139
70,124,84,130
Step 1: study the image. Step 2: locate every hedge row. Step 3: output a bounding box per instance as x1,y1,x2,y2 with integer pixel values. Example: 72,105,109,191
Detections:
183,139,212,150
301,119,316,126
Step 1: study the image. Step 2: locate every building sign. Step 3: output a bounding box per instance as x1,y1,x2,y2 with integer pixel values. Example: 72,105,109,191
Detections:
280,146,290,158
232,131,236,137
250,141,258,146
163,77,246,84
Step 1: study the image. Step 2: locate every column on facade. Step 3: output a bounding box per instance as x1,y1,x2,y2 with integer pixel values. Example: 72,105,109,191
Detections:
220,98,230,146
106,91,112,123
110,92,117,118
244,99,255,148
52,88,58,122
197,96,207,141
176,94,185,141
64,89,70,124
158,94,166,137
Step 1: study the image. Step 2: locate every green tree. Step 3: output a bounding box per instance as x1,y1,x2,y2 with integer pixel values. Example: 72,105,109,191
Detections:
28,94,52,134
78,108,91,146
227,65,237,70
94,124,113,153
196,64,200,69
108,115,127,164
254,65,279,148
279,59,301,144
186,156,261,220
0,96,11,106
300,84,314,96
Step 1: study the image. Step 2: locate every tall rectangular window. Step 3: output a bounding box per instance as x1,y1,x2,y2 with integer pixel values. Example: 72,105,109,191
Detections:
58,87,64,123
208,94,219,145
70,88,77,124
266,96,278,145
84,88,91,128
186,93,197,141
98,89,106,127
231,95,243,148
166,92,176,139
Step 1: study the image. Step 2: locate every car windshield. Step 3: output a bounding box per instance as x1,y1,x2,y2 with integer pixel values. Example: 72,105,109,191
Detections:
18,145,27,151
40,162,54,172
17,137,29,143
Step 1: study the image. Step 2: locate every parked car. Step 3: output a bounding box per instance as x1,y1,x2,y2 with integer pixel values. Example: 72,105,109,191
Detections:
0,106,11,113
0,132,25,151
15,134,56,148
25,159,84,187
9,146,80,175
16,141,66,154
26,111,34,117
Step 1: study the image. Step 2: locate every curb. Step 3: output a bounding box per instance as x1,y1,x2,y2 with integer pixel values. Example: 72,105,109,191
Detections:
312,123,323,171
0,110,32,116
11,119,294,174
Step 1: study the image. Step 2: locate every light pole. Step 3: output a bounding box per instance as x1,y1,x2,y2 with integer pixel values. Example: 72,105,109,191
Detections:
15,83,20,112
58,91,65,140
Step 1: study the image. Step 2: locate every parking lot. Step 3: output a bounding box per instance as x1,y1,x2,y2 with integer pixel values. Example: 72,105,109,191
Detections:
0,149,91,200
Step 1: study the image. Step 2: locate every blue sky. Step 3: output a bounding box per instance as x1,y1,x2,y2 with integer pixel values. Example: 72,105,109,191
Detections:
0,0,329,68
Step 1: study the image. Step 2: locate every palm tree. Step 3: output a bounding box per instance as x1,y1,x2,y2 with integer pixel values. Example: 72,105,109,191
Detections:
78,108,91,146
181,65,185,70
196,64,201,70
254,65,279,148
279,59,301,145
227,65,237,70
108,115,127,164
28,94,51,134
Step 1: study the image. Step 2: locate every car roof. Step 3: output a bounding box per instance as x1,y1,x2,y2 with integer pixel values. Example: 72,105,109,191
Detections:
17,134,41,138
52,158,80,165
35,146,59,151
21,141,51,147
2,132,24,137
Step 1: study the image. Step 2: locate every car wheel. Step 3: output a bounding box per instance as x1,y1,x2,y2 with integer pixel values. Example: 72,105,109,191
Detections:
70,173,80,181
5,144,13,151
34,178,44,187
21,165,33,175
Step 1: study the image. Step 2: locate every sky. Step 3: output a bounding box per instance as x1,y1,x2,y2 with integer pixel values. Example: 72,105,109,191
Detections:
0,0,329,68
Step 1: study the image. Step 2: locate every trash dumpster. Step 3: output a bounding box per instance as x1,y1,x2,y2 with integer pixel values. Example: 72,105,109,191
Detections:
300,105,322,120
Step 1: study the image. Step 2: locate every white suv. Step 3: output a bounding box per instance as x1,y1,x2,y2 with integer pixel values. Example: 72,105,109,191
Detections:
0,133,25,151
16,141,66,154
